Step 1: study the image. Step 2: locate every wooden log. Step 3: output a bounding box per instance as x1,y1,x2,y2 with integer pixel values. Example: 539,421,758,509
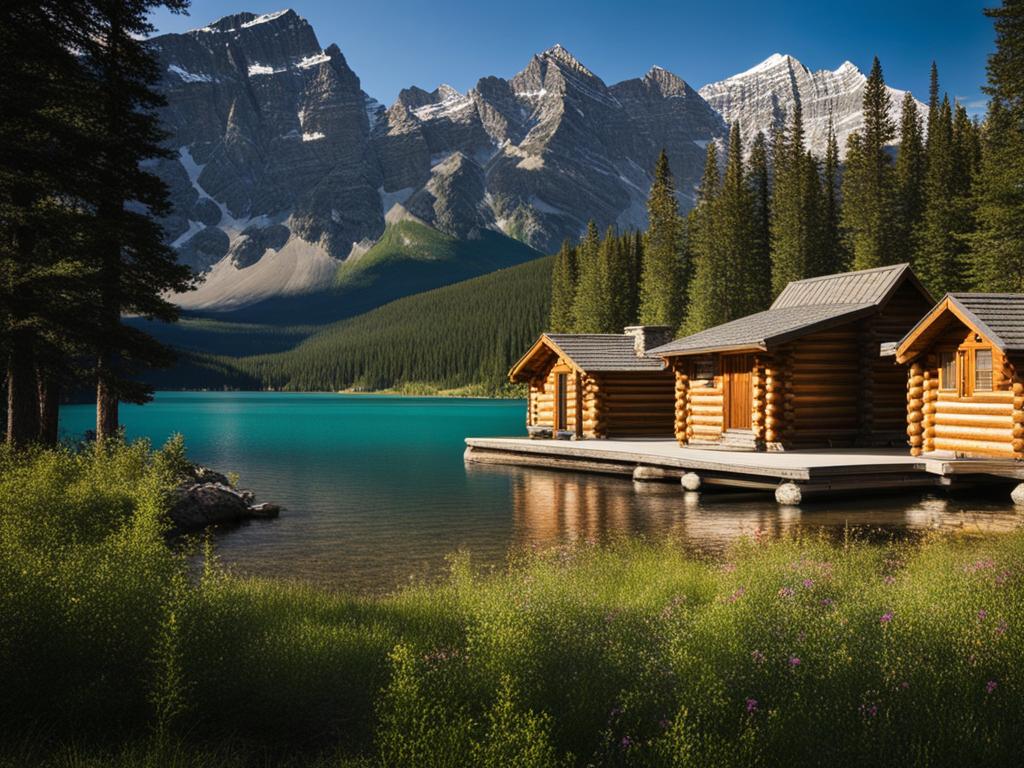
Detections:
935,413,1012,429
936,401,1013,416
933,424,1014,442
933,437,1015,457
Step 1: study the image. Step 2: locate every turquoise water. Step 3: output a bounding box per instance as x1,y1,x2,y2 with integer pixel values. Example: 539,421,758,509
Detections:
60,392,1022,592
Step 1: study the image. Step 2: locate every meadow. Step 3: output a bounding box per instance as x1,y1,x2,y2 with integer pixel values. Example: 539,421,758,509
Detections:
1,439,1022,767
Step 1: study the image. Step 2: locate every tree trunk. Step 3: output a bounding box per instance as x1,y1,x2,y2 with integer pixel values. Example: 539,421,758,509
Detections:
37,372,59,446
6,339,39,448
96,354,118,439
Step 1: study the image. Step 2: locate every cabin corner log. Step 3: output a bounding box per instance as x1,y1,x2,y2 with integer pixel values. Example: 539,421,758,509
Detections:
907,363,925,456
674,366,689,445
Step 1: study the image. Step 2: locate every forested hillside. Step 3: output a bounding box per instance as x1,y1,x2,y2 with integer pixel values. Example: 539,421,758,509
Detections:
223,256,552,393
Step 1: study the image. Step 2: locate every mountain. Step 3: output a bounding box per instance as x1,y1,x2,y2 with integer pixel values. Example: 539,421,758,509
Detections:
149,12,925,318
147,10,725,313
699,53,926,157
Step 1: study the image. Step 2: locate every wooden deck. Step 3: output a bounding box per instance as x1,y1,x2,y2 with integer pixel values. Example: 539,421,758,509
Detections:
464,438,1024,502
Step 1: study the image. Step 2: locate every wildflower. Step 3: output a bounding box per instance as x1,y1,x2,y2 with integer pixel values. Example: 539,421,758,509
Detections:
778,586,795,598
820,597,834,608
728,587,746,603
788,655,801,668
802,578,814,589
986,680,998,694
978,609,988,621
880,611,894,624
996,620,1008,636
899,681,910,690
658,719,671,730
751,649,765,664
996,570,1011,587
721,562,737,573
746,697,759,713
860,703,879,718
620,736,633,749
883,575,896,585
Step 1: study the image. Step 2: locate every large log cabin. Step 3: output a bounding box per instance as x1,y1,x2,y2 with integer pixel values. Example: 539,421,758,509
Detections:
648,264,934,450
509,326,676,439
893,293,1024,459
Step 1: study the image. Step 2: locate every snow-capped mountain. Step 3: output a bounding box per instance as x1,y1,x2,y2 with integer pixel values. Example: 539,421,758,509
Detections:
699,53,926,157
148,11,923,312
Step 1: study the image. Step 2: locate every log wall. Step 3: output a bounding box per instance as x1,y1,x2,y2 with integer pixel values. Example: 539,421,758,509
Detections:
589,370,675,438
682,362,724,443
782,325,860,447
528,364,580,436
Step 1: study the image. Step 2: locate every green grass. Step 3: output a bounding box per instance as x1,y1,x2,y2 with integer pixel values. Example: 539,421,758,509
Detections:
3,440,1024,766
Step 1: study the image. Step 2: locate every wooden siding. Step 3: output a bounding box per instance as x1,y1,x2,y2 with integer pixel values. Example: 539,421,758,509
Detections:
589,371,675,438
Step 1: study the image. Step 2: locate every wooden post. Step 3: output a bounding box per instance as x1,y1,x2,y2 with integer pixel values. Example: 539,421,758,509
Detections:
907,362,925,456
574,371,583,439
1013,379,1024,460
765,356,784,447
752,355,767,448
583,375,607,439
922,358,938,454
674,363,689,446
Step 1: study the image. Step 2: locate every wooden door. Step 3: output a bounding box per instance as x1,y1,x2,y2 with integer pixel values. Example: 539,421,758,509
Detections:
556,372,568,432
723,355,752,431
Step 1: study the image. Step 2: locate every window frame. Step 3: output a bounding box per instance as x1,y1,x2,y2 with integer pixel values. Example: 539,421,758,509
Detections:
938,350,957,392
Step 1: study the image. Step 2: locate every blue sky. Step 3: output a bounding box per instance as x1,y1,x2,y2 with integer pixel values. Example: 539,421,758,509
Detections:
151,0,995,115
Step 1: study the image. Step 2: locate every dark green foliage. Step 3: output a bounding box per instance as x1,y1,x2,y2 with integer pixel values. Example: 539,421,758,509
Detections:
770,103,822,293
639,150,686,328
601,226,637,333
683,142,725,333
842,57,899,270
572,221,610,333
748,131,772,286
549,240,578,332
820,118,847,274
895,91,926,261
230,257,552,394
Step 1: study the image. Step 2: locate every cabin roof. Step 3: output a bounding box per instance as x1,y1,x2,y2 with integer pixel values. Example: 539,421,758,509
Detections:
650,263,930,358
647,303,876,356
509,333,666,380
896,292,1024,362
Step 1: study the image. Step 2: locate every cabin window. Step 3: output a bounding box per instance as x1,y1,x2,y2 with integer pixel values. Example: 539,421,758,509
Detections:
973,349,993,392
939,352,957,391
693,356,716,383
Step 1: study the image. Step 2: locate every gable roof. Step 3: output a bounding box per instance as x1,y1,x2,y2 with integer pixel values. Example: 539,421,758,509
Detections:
771,263,927,310
895,293,1024,362
509,333,666,381
649,263,931,358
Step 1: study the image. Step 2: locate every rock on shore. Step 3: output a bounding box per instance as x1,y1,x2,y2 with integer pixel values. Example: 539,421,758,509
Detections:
169,465,281,533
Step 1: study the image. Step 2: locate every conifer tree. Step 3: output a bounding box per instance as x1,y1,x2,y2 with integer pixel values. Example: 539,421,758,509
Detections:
639,150,686,328
841,57,898,270
770,101,820,293
549,239,578,332
820,117,846,274
747,131,772,287
682,142,722,333
571,221,608,332
602,226,635,333
916,95,970,294
895,90,926,261
968,0,1024,291
79,0,194,439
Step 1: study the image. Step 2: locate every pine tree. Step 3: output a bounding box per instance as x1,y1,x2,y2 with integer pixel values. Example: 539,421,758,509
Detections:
770,101,820,293
748,130,772,289
571,221,608,332
549,239,578,331
841,57,899,270
916,95,970,294
820,117,846,274
79,0,194,439
639,150,686,328
682,142,722,333
968,0,1024,294
601,226,634,333
895,90,926,262
0,0,97,445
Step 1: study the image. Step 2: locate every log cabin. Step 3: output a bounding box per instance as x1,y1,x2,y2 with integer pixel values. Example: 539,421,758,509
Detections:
509,326,676,438
647,264,934,450
893,293,1024,459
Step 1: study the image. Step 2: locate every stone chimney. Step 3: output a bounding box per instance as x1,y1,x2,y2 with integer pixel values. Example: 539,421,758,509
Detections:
623,325,674,357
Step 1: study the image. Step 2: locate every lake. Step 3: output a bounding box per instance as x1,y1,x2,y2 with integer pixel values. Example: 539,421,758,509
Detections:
60,392,1022,592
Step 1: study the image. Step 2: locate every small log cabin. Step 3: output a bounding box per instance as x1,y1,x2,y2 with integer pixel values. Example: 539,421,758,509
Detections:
893,293,1024,459
509,326,676,438
648,264,934,450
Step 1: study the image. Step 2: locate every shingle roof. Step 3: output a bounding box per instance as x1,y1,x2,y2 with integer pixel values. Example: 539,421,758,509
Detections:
545,334,667,371
647,304,876,356
949,293,1024,351
649,263,928,358
771,263,921,309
